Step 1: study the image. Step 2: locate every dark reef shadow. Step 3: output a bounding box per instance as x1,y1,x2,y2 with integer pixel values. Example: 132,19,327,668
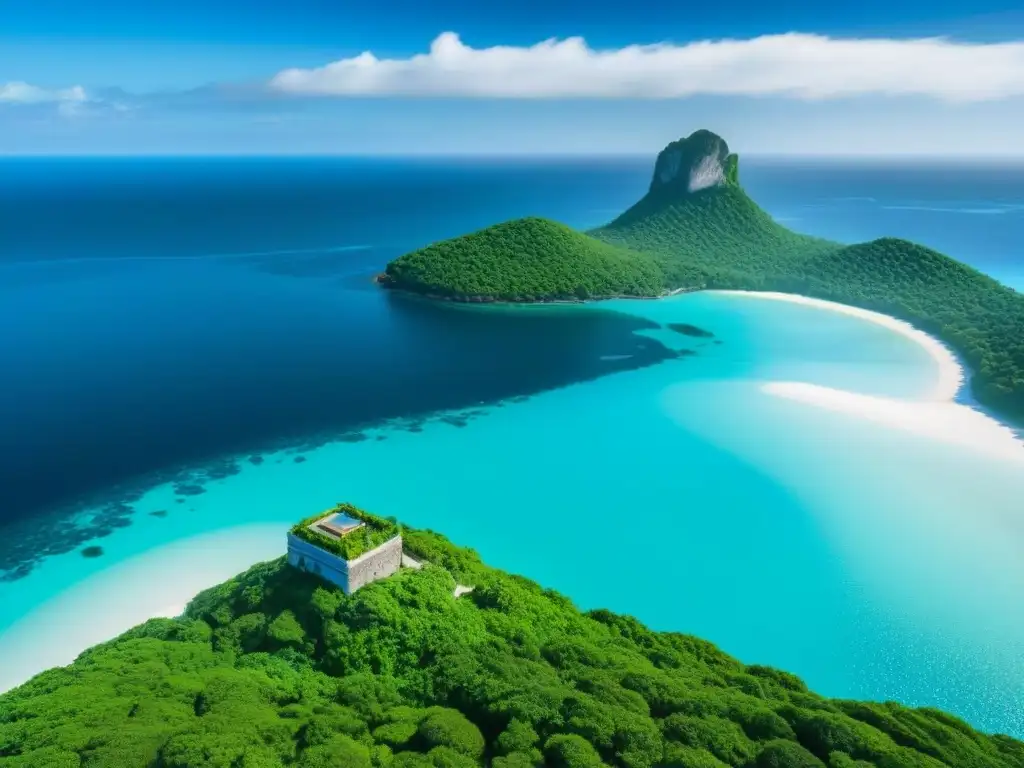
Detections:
666,322,715,339
0,289,680,581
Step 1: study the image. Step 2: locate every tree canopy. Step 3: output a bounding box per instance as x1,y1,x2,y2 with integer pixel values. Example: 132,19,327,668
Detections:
2,526,1021,768
383,217,664,302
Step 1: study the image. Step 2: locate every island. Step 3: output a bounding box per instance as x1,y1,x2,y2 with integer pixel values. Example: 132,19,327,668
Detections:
1,507,1022,767
379,130,1024,425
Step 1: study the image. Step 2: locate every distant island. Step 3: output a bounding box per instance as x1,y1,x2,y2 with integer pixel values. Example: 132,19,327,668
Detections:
378,130,1024,425
3,509,1023,767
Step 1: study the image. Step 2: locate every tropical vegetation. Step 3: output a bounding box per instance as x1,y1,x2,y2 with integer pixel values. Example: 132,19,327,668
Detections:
2,524,1022,767
381,131,1024,423
381,218,664,301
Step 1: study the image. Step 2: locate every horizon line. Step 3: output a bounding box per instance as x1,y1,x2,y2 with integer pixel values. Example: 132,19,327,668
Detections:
3,151,1024,163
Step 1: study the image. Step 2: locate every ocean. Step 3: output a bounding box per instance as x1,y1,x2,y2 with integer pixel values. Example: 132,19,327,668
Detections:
1,156,1022,736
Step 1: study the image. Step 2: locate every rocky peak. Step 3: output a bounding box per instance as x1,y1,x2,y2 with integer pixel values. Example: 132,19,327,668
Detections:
647,130,739,197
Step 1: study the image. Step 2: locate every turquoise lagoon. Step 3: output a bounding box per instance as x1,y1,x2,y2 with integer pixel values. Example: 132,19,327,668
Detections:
2,291,1022,737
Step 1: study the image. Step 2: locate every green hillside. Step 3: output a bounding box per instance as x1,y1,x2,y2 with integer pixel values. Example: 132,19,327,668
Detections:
3,524,1022,768
381,217,664,301
590,184,837,287
381,130,1024,423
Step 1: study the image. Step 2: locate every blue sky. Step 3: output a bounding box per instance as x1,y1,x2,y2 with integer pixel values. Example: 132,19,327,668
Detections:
3,0,1024,155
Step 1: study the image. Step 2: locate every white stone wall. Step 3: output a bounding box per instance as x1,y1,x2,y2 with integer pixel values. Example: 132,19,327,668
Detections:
287,534,349,590
346,536,403,593
286,533,402,594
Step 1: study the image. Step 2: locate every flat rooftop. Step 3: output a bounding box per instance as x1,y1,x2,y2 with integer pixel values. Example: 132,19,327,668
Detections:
310,511,365,541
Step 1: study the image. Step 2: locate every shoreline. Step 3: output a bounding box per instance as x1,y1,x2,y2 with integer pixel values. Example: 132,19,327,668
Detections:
710,290,965,402
384,282,1021,443
375,274,693,305
0,524,288,695
710,290,1024,462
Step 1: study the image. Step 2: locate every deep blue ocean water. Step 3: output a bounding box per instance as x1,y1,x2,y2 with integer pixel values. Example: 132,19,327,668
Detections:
1,157,1023,735
1,157,1021,530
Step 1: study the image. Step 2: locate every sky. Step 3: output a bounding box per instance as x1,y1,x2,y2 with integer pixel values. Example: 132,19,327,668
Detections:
3,0,1024,156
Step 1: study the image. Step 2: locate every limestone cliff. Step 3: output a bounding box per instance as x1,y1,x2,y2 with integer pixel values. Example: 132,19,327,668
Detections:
646,129,740,197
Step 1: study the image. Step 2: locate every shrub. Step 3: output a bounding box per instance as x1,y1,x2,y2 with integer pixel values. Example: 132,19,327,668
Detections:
829,751,876,768
496,718,540,755
661,743,730,768
299,734,373,768
787,709,894,762
755,739,827,768
661,714,756,765
374,720,420,750
418,709,485,759
493,753,542,768
391,754,435,768
727,702,797,742
267,610,306,648
427,745,480,768
545,734,607,768
746,665,809,693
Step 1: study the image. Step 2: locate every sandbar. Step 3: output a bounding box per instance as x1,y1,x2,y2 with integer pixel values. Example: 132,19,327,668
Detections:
711,290,1024,462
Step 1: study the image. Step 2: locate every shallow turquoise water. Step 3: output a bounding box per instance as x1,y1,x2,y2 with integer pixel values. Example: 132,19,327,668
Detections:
2,292,1023,736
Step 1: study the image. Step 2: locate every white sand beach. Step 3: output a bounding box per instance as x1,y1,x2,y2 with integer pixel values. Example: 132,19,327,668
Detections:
0,523,288,695
713,291,1024,462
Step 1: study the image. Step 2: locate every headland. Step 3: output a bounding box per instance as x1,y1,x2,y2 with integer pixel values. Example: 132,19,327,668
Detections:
378,129,1024,428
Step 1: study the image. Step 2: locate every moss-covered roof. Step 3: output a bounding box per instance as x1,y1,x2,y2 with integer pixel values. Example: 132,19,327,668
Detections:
289,503,400,562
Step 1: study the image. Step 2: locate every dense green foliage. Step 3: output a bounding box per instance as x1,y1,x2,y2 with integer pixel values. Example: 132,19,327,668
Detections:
383,217,664,301
290,504,401,561
591,185,836,287
381,131,1024,422
2,527,1021,767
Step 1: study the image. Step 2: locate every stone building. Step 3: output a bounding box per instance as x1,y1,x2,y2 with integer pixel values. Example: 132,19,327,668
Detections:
286,508,402,594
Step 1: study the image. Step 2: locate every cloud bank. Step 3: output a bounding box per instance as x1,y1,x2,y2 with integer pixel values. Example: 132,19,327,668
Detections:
269,32,1024,102
0,82,88,105
0,82,134,119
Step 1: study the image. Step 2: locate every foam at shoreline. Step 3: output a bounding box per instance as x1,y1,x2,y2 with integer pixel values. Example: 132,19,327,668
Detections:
712,291,1024,463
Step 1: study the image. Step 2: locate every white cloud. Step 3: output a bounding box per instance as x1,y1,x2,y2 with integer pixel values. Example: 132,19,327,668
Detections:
269,31,1024,102
0,82,88,105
